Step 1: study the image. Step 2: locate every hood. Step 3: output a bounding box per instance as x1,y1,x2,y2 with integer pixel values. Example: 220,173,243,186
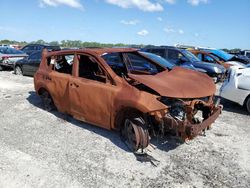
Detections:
128,67,216,98
194,61,225,73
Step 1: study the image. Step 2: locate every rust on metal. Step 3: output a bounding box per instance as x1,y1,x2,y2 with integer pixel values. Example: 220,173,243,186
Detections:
190,50,232,68
34,48,222,151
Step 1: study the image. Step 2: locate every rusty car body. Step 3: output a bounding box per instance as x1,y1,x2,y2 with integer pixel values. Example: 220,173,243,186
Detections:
190,50,232,68
190,50,245,69
34,48,222,152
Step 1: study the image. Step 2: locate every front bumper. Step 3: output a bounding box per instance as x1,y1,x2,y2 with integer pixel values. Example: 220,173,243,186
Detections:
0,61,14,68
163,105,223,140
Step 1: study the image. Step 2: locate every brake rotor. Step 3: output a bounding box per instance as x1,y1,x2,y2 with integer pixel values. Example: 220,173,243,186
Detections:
123,119,140,152
137,126,150,149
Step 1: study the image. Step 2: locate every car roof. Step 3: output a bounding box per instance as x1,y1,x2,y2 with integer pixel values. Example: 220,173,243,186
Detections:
190,50,210,54
45,48,138,57
25,43,59,47
144,46,179,50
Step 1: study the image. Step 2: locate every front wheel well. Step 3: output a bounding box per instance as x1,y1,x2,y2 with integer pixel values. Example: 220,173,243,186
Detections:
114,107,145,130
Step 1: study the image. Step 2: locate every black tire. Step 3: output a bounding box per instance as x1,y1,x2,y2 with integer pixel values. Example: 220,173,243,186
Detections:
0,65,3,71
246,97,250,114
40,91,55,111
15,66,23,75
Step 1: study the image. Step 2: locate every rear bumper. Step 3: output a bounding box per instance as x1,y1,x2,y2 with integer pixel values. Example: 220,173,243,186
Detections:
163,105,223,140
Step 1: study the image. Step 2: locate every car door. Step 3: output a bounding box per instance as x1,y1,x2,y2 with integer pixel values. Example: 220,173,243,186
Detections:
30,52,42,76
45,53,75,113
24,52,42,76
69,53,117,129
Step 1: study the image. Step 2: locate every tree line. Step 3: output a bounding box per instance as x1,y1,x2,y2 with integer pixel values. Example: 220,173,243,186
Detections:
0,39,145,48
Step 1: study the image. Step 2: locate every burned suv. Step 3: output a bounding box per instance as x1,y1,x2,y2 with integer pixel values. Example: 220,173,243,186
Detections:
34,48,222,152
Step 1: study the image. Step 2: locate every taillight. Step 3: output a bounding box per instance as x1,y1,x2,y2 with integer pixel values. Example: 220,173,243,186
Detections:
2,56,9,60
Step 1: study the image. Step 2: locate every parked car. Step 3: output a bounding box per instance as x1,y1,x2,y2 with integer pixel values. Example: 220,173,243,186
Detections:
14,51,42,76
34,48,222,152
143,46,226,82
241,50,250,58
189,50,245,69
21,44,60,55
205,49,250,65
139,51,208,73
220,67,250,114
0,47,27,71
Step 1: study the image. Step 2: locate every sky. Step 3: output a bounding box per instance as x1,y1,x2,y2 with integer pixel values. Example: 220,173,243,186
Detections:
0,0,249,49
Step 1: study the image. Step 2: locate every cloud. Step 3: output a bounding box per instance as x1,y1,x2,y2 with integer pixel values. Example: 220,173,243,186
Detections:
39,0,83,9
187,0,208,6
195,33,199,37
120,19,139,25
165,0,176,4
137,29,149,36
105,0,163,12
164,27,175,33
157,17,163,21
178,29,184,34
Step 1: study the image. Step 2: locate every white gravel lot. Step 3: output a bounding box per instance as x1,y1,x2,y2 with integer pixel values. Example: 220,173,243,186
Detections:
0,71,249,188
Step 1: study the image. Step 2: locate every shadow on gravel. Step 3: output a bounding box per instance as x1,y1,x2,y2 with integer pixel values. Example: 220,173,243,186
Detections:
26,91,182,165
220,97,249,115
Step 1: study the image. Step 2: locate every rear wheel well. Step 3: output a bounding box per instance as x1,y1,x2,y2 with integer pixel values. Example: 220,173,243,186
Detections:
38,87,48,96
244,95,250,113
244,94,250,106
114,107,145,130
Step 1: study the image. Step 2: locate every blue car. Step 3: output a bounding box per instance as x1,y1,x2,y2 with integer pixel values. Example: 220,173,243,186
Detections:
139,51,207,73
143,46,226,82
205,49,250,65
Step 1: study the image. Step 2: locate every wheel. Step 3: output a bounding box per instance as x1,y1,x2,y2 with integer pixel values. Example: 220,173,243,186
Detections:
15,66,23,75
121,117,150,152
0,65,3,71
40,91,55,111
246,97,250,114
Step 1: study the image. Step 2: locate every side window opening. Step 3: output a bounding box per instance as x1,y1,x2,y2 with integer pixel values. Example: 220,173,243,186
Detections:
102,52,127,77
78,55,107,83
54,54,74,74
167,49,184,64
150,49,165,58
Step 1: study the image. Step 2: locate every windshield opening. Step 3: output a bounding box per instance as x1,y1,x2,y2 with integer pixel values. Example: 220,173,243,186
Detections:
181,50,200,63
208,50,234,61
139,51,175,70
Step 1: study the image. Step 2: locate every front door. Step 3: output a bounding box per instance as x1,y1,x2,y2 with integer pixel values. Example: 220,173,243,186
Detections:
69,54,117,129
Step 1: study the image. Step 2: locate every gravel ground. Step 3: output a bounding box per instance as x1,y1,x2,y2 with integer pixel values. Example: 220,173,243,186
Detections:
0,71,249,188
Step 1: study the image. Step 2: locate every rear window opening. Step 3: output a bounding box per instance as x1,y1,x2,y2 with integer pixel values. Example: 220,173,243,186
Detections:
47,54,74,74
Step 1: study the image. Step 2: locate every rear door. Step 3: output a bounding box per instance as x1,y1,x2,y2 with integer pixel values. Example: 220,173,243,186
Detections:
69,53,117,129
45,53,75,113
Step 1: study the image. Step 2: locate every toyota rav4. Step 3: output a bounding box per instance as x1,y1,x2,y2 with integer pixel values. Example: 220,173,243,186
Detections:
34,48,222,152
